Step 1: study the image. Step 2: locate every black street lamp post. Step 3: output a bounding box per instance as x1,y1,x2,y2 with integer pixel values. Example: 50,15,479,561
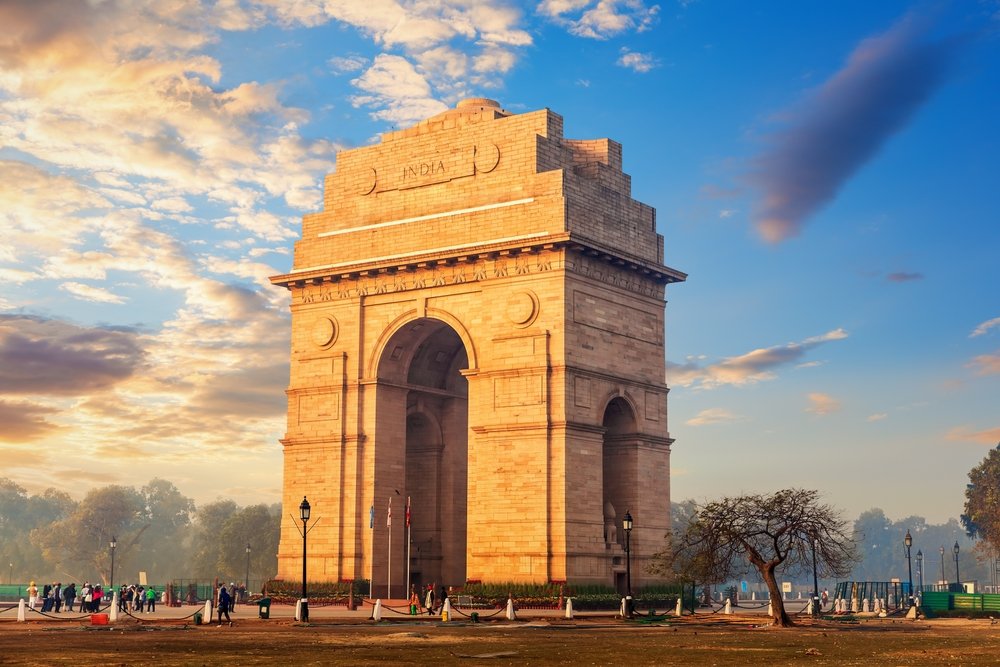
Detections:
916,550,923,598
811,538,820,616
245,542,251,603
939,546,945,590
904,530,913,606
299,496,311,622
953,541,960,591
623,510,633,619
109,536,117,591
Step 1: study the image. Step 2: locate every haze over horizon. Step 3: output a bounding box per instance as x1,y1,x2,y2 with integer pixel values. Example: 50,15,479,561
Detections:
1,0,997,526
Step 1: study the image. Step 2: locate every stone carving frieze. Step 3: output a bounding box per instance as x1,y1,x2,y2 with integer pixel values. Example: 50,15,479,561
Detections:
294,250,661,304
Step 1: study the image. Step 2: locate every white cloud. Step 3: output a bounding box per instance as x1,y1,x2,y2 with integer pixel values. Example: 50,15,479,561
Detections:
971,317,1000,338
617,48,658,72
59,282,128,304
866,412,888,422
329,55,368,73
667,328,848,389
351,55,448,126
542,0,660,40
946,425,1000,445
806,392,841,416
685,408,741,426
968,351,1000,376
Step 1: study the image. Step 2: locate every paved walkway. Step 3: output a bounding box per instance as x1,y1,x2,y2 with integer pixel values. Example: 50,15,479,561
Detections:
0,598,802,625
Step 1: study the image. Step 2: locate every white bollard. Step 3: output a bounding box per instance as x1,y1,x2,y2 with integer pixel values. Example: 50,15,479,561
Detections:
295,599,302,621
620,597,627,617
850,597,859,613
372,598,383,621
110,592,119,622
506,597,516,621
17,599,25,622
751,591,756,601
806,599,814,615
767,601,773,617
202,599,212,624
862,598,870,613
565,597,574,619
442,598,451,622
675,597,683,616
724,598,733,615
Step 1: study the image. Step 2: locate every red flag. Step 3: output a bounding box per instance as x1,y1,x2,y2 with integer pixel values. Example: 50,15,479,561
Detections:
387,496,392,527
405,496,411,528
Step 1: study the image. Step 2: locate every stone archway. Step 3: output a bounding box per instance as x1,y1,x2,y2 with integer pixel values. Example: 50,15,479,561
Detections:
374,318,468,596
270,98,684,591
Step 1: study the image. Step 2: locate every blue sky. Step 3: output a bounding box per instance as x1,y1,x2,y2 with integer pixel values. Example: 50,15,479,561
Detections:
0,0,997,525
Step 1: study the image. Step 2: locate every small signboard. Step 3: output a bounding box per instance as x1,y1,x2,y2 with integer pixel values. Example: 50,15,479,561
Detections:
781,582,792,593
139,571,148,586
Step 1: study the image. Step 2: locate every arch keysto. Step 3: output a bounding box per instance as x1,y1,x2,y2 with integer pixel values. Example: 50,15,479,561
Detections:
271,98,686,595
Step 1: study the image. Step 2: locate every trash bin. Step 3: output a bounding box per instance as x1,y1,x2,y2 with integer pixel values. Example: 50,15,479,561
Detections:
257,597,271,619
471,612,480,623
193,611,203,625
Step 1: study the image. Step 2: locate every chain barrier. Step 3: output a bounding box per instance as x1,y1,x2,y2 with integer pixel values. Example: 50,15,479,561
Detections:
450,605,506,619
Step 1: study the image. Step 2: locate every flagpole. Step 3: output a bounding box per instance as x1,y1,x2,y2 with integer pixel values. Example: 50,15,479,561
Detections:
369,503,374,600
387,496,392,599
406,496,412,596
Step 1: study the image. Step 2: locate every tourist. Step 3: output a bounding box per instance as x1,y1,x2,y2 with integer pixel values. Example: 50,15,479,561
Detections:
41,583,52,612
64,582,76,612
409,586,420,615
27,581,37,610
53,582,62,612
80,582,92,612
146,586,156,612
424,584,435,615
135,586,145,613
217,585,232,624
92,584,103,612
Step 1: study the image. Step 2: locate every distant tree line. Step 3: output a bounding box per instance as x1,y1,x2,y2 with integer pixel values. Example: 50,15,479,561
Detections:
0,478,279,589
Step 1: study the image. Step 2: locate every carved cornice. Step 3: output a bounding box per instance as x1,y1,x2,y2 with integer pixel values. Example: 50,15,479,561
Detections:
270,233,684,303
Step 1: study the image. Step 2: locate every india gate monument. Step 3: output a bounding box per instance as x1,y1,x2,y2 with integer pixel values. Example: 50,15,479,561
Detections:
270,98,686,596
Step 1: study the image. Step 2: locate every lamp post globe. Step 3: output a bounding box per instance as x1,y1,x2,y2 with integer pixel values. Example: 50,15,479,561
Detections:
245,542,251,602
623,510,633,619
109,536,117,591
299,496,311,621
811,538,820,616
916,550,923,598
953,541,960,590
904,529,913,606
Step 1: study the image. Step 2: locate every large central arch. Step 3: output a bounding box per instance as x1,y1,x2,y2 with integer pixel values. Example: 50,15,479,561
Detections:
373,318,468,596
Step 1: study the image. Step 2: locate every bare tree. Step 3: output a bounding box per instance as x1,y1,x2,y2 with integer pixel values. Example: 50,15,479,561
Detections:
655,488,857,627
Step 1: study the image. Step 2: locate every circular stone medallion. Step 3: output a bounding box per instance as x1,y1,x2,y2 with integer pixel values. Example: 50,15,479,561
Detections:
506,291,539,327
312,315,338,348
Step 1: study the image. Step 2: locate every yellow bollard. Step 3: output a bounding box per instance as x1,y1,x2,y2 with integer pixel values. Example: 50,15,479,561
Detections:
441,608,449,622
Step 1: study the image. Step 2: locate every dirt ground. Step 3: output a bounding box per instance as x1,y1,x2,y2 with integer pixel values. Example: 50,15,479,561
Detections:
1,615,998,666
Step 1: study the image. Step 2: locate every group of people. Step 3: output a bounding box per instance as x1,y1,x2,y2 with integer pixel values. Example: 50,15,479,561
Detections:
216,582,240,624
26,581,105,613
117,584,160,613
409,583,449,616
